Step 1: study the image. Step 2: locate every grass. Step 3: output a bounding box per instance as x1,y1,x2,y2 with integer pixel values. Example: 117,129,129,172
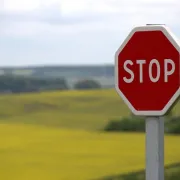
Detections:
99,163,180,180
0,89,180,180
0,123,180,180
0,89,129,130
0,89,180,131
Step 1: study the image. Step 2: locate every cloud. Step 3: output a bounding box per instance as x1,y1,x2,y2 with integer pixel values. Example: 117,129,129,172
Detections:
0,0,180,66
1,0,180,36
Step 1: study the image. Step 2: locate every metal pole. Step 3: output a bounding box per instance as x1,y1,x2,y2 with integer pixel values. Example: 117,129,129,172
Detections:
146,117,164,180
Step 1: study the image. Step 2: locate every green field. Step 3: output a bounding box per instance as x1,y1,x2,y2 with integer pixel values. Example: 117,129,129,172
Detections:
0,89,130,130
0,89,180,180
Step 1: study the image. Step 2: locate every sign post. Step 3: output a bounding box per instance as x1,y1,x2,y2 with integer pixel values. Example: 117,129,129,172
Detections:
115,24,180,180
146,117,164,180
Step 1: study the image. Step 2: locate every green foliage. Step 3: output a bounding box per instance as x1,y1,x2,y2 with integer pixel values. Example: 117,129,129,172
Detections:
104,114,180,134
165,116,180,134
74,79,101,89
104,116,145,132
0,75,68,93
99,163,180,180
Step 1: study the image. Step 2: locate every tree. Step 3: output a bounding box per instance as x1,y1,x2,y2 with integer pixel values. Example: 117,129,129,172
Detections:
74,79,101,90
0,75,69,93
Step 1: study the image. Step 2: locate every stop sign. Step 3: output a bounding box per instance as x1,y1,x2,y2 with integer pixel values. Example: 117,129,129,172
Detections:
115,25,180,116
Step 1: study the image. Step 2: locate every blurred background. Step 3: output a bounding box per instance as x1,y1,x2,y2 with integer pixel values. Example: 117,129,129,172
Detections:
0,0,180,179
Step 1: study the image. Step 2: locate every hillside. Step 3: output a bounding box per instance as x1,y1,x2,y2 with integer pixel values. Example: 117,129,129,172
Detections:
0,89,180,130
0,89,129,130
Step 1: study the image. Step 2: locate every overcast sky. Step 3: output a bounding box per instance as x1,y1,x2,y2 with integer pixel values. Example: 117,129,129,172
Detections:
0,0,180,66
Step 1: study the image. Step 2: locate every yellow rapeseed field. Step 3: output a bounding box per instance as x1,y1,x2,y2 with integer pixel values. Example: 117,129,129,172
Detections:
0,89,179,180
0,123,180,180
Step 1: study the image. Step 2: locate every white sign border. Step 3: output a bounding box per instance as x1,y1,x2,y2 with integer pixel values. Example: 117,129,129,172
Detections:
115,25,180,116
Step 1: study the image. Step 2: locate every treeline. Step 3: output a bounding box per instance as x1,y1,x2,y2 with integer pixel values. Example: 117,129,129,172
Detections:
104,111,180,134
0,75,102,94
0,75,68,93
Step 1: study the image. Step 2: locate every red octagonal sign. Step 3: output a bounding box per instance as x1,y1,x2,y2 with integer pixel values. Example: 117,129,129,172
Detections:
115,25,180,116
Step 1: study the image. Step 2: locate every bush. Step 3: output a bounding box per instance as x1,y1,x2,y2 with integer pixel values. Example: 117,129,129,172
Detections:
74,79,101,90
104,114,180,134
166,116,180,134
104,116,145,132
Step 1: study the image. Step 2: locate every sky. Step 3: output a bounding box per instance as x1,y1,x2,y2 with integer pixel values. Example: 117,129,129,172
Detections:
0,0,180,66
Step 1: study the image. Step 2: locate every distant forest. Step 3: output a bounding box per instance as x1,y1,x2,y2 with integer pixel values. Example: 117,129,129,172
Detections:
0,75,103,94
0,75,68,93
0,65,114,93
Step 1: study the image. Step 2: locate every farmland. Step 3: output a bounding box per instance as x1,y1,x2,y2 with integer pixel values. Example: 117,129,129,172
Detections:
0,89,180,180
0,89,130,130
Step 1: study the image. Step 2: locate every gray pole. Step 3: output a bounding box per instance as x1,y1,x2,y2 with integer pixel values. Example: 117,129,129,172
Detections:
146,117,164,180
